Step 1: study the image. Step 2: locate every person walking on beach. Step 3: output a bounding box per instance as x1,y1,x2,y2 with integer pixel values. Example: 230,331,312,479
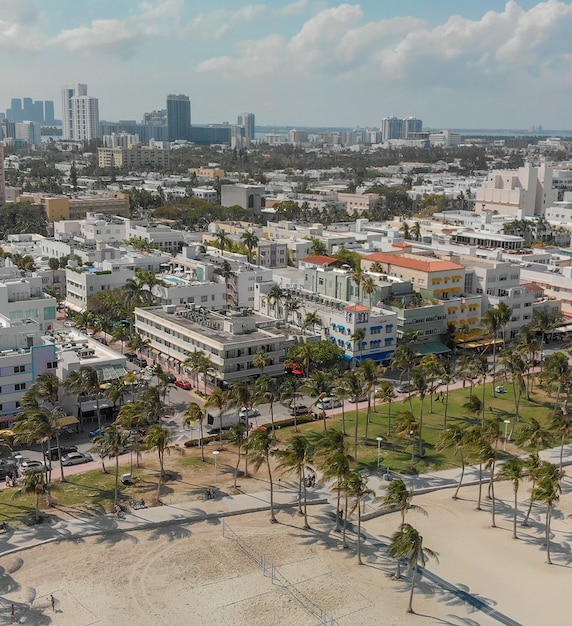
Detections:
50,594,55,612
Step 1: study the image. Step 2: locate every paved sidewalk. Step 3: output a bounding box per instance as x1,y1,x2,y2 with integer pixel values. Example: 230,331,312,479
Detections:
2,442,571,558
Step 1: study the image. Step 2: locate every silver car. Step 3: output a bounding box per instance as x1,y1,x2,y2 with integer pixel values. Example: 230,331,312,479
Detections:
61,452,93,466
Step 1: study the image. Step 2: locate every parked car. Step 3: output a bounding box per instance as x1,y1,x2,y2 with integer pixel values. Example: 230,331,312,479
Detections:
45,445,78,461
495,385,507,394
61,452,93,466
134,357,147,368
239,407,260,418
125,352,137,362
316,397,344,410
347,395,368,404
89,427,106,438
95,337,108,345
64,321,76,328
175,379,192,390
289,404,309,416
395,383,411,394
21,460,48,474
166,373,176,383
0,459,17,479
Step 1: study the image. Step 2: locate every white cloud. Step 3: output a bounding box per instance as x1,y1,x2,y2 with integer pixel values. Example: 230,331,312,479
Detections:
186,5,267,40
51,0,184,57
0,0,43,51
278,0,307,16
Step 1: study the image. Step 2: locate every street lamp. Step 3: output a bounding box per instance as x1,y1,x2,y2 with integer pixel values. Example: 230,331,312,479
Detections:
503,419,511,451
212,450,220,485
376,436,383,470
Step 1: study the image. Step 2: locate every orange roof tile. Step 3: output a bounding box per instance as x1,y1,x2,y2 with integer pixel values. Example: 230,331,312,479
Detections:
363,252,465,273
300,255,338,266
344,304,370,312
392,242,411,248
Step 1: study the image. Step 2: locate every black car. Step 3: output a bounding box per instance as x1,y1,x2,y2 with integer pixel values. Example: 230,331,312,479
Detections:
134,357,147,368
45,445,79,462
125,352,137,362
166,373,176,383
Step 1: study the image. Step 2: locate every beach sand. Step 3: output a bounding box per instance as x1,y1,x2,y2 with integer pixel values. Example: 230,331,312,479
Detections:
2,477,571,625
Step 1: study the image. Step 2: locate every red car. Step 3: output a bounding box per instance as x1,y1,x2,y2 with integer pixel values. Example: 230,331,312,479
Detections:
175,379,192,390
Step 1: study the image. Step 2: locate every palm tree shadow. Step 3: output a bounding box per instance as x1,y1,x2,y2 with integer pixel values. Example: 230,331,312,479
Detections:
148,525,192,541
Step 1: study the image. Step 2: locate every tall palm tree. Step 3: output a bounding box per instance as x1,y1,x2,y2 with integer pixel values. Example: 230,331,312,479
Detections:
411,368,428,457
127,333,151,359
500,350,526,422
280,377,303,433
498,457,525,539
144,424,177,502
240,230,259,263
105,379,127,411
343,470,374,564
198,353,215,395
101,425,131,506
267,284,283,317
350,328,366,366
517,417,553,450
390,344,415,387
361,276,376,308
276,434,313,529
228,422,248,488
532,463,563,565
376,381,396,436
522,452,542,526
252,350,269,375
540,352,570,410
138,386,162,423
482,308,502,397
516,325,541,397
205,388,230,445
436,426,468,499
302,370,334,432
65,366,102,433
15,471,51,524
389,523,438,614
214,229,231,256
341,370,364,461
254,375,278,439
89,433,111,474
549,410,572,471
183,402,206,461
302,311,323,336
358,359,380,440
246,428,277,523
351,269,364,303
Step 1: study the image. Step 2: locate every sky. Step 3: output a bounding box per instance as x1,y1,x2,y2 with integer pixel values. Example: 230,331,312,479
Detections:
2,0,572,129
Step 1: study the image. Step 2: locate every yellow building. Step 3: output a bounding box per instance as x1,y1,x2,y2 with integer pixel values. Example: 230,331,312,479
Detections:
189,166,225,179
18,193,129,221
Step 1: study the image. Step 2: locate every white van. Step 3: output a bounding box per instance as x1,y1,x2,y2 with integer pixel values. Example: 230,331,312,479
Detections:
316,397,343,410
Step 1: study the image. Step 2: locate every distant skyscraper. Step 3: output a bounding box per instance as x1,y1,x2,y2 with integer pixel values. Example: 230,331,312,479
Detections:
61,84,88,139
7,99,23,123
237,113,255,145
44,101,55,125
381,116,404,141
0,143,5,206
166,94,191,141
70,96,100,140
33,101,44,124
22,98,34,121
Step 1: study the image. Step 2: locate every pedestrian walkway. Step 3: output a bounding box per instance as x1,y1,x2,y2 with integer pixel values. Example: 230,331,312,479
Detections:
2,441,572,558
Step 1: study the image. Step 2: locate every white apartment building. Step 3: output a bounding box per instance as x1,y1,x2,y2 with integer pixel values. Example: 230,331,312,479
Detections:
475,164,557,218
257,240,289,268
0,316,57,425
70,96,100,141
0,275,57,332
191,187,218,204
135,306,292,385
126,221,184,253
65,264,134,312
152,274,226,309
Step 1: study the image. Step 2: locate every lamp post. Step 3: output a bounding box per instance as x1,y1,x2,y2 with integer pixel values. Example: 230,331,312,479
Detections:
212,450,220,485
503,419,511,451
376,436,383,470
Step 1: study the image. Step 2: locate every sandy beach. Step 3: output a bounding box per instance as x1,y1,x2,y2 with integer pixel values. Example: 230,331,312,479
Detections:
1,472,571,625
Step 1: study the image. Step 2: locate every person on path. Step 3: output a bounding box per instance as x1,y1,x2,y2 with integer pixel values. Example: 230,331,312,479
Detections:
51,594,55,612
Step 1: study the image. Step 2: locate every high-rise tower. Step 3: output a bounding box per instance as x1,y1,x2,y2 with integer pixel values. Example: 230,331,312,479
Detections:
166,94,191,141
237,112,255,145
61,84,88,139
70,96,100,141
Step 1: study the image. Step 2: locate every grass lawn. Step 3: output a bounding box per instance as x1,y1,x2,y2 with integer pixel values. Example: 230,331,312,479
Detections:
273,376,560,474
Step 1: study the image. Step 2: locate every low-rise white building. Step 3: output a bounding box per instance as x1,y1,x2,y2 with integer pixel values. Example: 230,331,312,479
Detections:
0,275,57,332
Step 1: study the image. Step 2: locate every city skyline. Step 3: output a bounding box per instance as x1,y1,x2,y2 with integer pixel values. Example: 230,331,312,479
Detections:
1,1,572,128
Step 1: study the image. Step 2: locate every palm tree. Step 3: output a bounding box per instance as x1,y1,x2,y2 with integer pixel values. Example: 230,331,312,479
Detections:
65,366,102,433
549,410,572,471
32,373,60,407
252,351,269,375
516,325,541,397
214,229,231,256
532,463,563,565
350,327,366,366
228,423,248,488
436,426,468,499
127,333,151,359
276,435,313,529
483,443,497,527
101,425,130,506
388,523,438,613
467,433,493,512
500,350,526,422
343,470,374,564
267,284,283,317
89,434,111,474
517,417,552,450
482,308,502,397
138,386,162,423
284,296,301,326
540,352,570,410
302,311,322,336
183,350,205,389
376,381,396,436
197,353,215,394
302,370,334,432
183,402,206,461
241,230,259,263
341,370,364,461
280,377,303,433
358,359,380,440
410,221,421,241
522,452,542,526
390,344,415,387
15,471,51,524
351,269,364,303
498,457,525,539
246,428,277,523
254,375,278,439
144,424,177,503
411,368,428,457
361,276,376,308
495,302,513,345
205,388,230,445
105,378,127,410
334,380,351,436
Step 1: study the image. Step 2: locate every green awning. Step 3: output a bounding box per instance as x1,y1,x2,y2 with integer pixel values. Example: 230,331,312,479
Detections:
413,341,451,356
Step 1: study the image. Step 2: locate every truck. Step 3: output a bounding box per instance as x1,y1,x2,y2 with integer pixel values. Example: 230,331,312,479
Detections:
206,411,247,434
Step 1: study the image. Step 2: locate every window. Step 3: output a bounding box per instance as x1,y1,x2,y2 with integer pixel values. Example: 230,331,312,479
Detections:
14,366,25,373
201,295,208,302
15,383,26,391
